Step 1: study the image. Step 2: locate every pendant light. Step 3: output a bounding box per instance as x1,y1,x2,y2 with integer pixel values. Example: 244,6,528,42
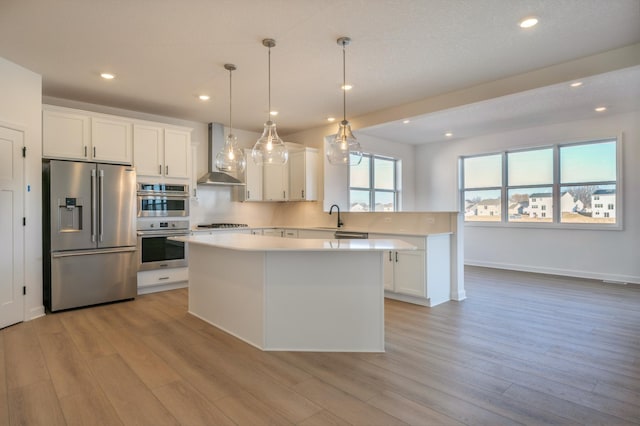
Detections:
215,64,246,173
252,38,288,165
327,36,363,166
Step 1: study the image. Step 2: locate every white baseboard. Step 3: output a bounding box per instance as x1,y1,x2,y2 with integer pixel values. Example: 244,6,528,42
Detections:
465,260,640,284
137,281,188,295
27,305,45,321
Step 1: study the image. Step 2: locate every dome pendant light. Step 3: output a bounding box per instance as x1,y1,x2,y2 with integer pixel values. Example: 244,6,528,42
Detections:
327,36,362,166
252,38,288,165
216,64,246,173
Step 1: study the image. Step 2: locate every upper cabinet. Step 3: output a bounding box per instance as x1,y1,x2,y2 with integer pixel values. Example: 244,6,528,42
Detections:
43,105,192,181
134,125,190,179
43,105,132,164
242,144,318,202
289,147,318,201
91,116,132,164
163,129,190,179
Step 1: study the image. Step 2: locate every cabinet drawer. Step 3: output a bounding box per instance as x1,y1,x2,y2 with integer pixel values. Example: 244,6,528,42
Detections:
138,267,188,287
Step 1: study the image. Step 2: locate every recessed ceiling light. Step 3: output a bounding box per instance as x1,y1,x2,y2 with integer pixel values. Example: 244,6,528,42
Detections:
519,17,538,29
570,81,583,88
327,117,336,122
270,110,278,116
594,106,607,112
100,73,115,80
198,95,210,101
402,120,410,124
445,132,453,137
341,84,353,91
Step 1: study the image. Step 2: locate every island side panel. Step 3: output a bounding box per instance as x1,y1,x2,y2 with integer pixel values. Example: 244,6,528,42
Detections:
188,244,266,349
263,251,385,352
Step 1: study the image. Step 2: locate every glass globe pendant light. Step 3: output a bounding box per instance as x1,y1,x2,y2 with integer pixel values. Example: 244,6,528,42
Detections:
215,64,246,173
252,38,288,165
327,36,362,166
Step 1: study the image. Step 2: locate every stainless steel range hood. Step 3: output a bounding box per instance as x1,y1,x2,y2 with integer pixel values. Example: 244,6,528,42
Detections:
197,123,245,186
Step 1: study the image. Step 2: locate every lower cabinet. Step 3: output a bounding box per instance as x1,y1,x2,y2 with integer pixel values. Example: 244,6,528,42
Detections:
375,233,451,307
137,267,188,295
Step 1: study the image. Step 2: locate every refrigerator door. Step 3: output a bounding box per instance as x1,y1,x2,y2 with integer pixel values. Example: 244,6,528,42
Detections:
49,160,97,251
97,163,137,248
49,247,137,311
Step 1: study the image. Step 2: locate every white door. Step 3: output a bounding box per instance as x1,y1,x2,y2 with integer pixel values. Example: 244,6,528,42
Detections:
0,126,24,328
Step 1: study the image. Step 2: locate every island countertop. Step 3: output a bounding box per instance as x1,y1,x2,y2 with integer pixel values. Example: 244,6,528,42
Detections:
172,233,417,252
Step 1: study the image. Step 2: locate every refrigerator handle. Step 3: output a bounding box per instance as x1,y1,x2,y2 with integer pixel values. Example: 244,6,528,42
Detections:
91,169,97,243
99,169,104,242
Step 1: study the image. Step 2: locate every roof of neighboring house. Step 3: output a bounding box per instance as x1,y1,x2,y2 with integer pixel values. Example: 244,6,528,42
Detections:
529,193,552,198
593,189,616,195
478,198,501,206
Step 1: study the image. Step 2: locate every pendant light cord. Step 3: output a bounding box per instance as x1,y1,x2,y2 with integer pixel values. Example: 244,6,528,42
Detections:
228,67,233,133
268,45,272,121
342,42,347,123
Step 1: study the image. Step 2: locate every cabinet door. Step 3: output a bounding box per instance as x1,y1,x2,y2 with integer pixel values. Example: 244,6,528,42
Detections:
394,250,426,297
383,250,395,291
43,108,90,160
91,117,132,164
262,228,283,237
164,129,190,178
244,149,263,201
289,150,305,201
133,124,164,177
263,163,287,201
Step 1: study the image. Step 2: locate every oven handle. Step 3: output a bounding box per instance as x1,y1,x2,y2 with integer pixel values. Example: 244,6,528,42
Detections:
137,230,191,236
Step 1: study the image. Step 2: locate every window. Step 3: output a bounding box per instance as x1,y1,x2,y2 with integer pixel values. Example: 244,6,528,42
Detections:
349,153,399,211
461,138,619,226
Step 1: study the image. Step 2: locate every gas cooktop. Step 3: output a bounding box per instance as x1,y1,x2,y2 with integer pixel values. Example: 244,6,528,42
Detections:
196,223,249,229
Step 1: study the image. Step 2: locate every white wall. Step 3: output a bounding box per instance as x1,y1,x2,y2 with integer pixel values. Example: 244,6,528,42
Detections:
0,57,43,319
415,110,640,283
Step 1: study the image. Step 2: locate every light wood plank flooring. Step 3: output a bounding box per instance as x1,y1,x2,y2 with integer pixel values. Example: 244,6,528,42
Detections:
1,266,639,425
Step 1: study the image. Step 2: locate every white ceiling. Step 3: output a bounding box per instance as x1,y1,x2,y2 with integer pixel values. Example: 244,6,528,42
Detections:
1,0,639,138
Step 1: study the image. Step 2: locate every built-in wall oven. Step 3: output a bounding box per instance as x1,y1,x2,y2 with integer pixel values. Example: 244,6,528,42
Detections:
137,219,189,271
137,183,189,217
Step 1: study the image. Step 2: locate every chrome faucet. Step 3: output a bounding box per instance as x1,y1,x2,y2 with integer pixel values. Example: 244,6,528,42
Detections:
329,204,344,228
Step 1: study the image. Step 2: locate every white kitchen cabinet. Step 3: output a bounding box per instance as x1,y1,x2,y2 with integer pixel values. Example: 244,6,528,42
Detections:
91,116,133,164
262,228,283,237
263,162,288,201
282,229,298,238
289,148,318,201
43,105,133,164
133,124,164,177
164,128,190,179
374,233,451,307
243,149,263,201
43,107,91,160
250,228,263,235
137,267,188,295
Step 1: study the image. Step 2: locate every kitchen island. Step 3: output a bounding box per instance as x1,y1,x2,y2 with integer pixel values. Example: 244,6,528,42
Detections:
172,233,416,352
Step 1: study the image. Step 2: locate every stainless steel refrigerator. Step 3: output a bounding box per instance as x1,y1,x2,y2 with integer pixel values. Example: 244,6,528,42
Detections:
43,160,137,311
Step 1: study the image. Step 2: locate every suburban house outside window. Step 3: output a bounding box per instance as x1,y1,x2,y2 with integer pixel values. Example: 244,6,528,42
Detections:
349,153,399,211
461,138,619,227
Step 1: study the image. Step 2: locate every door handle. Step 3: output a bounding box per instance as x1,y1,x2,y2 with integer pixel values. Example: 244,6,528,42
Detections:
98,169,104,242
91,169,96,242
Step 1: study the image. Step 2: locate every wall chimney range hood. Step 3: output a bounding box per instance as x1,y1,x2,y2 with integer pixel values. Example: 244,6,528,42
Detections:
197,123,245,186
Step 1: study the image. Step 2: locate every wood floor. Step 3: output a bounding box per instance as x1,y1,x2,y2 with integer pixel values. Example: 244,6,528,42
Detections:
1,266,639,425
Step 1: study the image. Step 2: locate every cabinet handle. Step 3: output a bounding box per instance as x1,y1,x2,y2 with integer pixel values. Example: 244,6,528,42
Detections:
159,165,162,174
389,251,392,261
283,190,286,199
93,146,96,157
165,165,169,175
302,190,305,198
395,252,398,263
247,190,250,199
158,276,170,281
84,146,88,157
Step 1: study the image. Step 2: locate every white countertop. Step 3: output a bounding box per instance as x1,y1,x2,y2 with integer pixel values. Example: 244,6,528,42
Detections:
172,233,417,252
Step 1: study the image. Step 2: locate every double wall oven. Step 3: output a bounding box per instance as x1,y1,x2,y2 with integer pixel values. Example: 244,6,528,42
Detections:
136,183,190,271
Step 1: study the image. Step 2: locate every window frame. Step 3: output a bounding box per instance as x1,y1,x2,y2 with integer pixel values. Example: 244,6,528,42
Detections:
348,153,400,212
460,135,623,230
